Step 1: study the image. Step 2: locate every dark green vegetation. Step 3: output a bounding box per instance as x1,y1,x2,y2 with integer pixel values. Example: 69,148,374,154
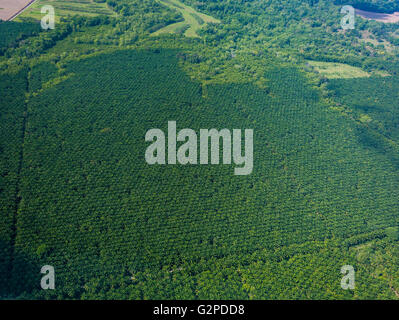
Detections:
2,0,399,299
328,76,399,144
0,69,29,296
0,21,41,55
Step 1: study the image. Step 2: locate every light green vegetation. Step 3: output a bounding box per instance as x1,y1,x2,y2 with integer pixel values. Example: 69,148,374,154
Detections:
152,0,220,38
372,69,391,77
15,0,116,22
306,61,371,79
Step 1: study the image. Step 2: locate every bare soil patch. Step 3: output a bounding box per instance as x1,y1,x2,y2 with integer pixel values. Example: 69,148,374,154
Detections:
0,0,36,21
356,8,399,23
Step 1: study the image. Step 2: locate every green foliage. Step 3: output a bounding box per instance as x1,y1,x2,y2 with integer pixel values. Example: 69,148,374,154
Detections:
385,227,399,241
17,0,115,22
153,0,219,38
334,0,399,13
0,21,40,55
36,244,48,257
0,68,29,296
327,76,399,143
2,0,399,300
0,48,396,299
29,62,58,93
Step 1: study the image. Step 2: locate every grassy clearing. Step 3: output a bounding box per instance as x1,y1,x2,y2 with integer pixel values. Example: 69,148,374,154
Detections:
15,0,116,22
372,70,391,77
306,60,370,79
152,0,220,38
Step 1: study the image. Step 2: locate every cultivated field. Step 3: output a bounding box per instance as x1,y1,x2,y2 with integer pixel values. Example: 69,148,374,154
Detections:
15,0,115,22
152,0,220,38
0,0,36,21
356,8,399,23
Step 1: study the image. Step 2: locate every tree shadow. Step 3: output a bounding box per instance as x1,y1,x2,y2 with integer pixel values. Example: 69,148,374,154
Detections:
356,126,399,171
0,240,41,299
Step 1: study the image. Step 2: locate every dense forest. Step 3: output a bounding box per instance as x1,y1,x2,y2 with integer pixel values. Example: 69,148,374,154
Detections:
0,21,41,55
1,0,399,299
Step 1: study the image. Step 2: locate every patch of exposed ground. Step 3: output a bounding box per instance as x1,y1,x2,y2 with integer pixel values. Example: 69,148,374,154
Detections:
356,8,399,23
0,0,36,21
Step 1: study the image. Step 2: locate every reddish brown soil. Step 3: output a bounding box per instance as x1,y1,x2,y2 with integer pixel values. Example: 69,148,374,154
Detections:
356,8,399,23
0,0,36,21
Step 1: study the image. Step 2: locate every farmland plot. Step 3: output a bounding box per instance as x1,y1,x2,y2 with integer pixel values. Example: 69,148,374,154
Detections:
0,0,36,21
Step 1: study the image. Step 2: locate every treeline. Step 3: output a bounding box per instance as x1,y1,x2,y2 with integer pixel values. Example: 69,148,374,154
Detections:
107,0,183,32
3,0,399,300
177,0,399,75
0,21,41,56
2,15,111,60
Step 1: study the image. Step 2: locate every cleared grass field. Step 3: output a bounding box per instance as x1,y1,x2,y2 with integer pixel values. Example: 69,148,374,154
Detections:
15,0,115,22
152,0,220,38
306,61,370,79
